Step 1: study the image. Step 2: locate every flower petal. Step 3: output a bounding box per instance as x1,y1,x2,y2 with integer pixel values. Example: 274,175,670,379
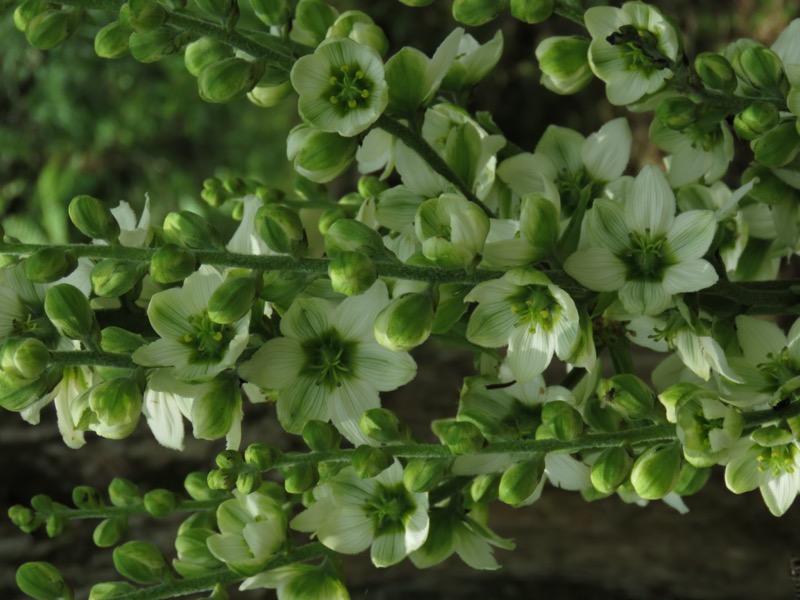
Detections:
626,165,675,236
583,118,631,181
618,280,672,316
506,325,554,382
132,338,188,368
371,530,409,567
330,378,381,444
661,260,718,294
563,249,627,292
276,376,330,434
352,343,416,392
319,506,374,554
238,338,305,390
667,210,716,261
281,298,335,340
336,279,389,340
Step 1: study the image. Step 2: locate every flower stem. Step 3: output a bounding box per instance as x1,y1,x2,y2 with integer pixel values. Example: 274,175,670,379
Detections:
56,499,223,521
50,351,138,370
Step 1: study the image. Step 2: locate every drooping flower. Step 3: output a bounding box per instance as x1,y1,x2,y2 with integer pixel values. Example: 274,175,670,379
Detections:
564,166,718,316
240,560,350,599
290,460,429,568
291,37,389,137
238,280,415,443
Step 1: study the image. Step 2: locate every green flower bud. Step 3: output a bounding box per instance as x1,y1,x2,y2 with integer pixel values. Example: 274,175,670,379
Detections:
46,512,67,538
656,96,698,130
89,378,142,439
215,450,243,470
16,562,73,600
128,0,165,31
751,424,795,447
283,463,319,494
88,582,137,600
255,204,307,257
290,0,338,47
328,251,377,296
751,121,800,168
470,472,500,503
207,468,237,490
247,79,293,108
69,195,119,241
403,458,449,493
351,445,392,479
207,276,258,324
91,259,143,298
44,284,98,342
0,368,52,412
499,455,545,506
318,207,347,235
287,125,358,183
672,462,710,496
734,46,786,95
30,494,53,512
93,517,128,548
327,10,388,55
163,211,225,249
244,443,281,471
143,489,179,518
630,443,682,500
173,529,223,578
4,337,49,379
734,100,780,140
581,396,622,435
535,35,591,95
510,0,552,24
302,420,341,452
324,218,385,258
25,8,81,50
9,505,38,531
373,292,433,352
694,52,736,93
24,248,77,284
519,194,559,257
198,57,264,104
541,400,584,441
597,374,655,420
359,408,406,443
192,374,240,440
94,21,131,59
234,469,261,495
184,471,215,500
129,27,188,63
432,419,484,454
250,0,290,26
357,176,386,199
149,243,197,284
416,194,489,267
452,0,507,26
113,541,170,585
184,37,232,77
108,478,140,508
72,486,103,510
590,447,633,494
100,327,146,355
14,0,47,31
399,0,434,5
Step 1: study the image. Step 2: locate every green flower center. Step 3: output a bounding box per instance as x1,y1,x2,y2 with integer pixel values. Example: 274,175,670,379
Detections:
365,483,415,533
326,63,373,113
757,443,799,477
622,231,673,281
182,309,237,364
302,329,356,390
510,286,560,334
757,350,800,393
607,24,670,72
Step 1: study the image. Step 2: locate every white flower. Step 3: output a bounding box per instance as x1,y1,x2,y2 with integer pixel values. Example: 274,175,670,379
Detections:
650,119,733,187
291,460,429,568
725,438,800,516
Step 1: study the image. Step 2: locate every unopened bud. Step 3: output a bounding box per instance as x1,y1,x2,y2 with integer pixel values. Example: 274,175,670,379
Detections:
357,175,388,199
510,0,552,24
198,57,263,104
255,204,307,257
129,27,188,63
540,400,583,441
751,121,800,168
14,0,47,32
373,292,433,352
89,582,137,600
69,195,119,241
113,541,169,585
432,419,484,454
520,194,559,255
89,377,142,439
244,443,281,471
287,125,358,183
656,96,698,130
359,408,406,443
163,211,225,249
672,462,710,496
127,0,165,32
470,472,500,503
207,276,257,324
16,562,73,600
283,463,319,494
590,447,632,494
499,455,545,506
101,327,146,355
93,517,128,547
4,337,49,380
247,79,293,107
302,420,341,452
250,0,290,26
734,100,780,140
750,424,795,447
734,46,786,95
403,458,448,493
24,249,76,285
25,8,80,50
535,35,592,95
184,37,232,77
324,218,385,258
327,10,388,55
192,374,240,440
150,243,197,283
44,284,97,342
328,251,377,296
72,486,103,510
694,52,736,93
597,374,655,420
91,259,143,298
630,443,682,500
143,489,179,518
94,20,130,59
108,478,140,508
451,0,505,26
207,468,237,490
351,445,392,479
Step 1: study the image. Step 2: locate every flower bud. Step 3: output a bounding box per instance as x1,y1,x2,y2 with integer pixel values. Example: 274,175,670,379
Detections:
255,204,307,257
108,478,140,508
359,408,406,443
328,11,388,55
89,377,142,439
734,46,786,95
44,284,98,342
399,0,434,5
519,194,559,256
91,259,143,298
328,251,377,296
283,463,319,494
100,327,146,355
94,20,131,59
432,419,484,454
694,52,736,93
244,443,281,471
129,28,189,63
198,57,264,104
163,210,225,249
113,541,169,585
403,458,449,493
597,374,655,420
25,8,81,50
540,400,583,441
4,337,49,380
287,125,358,183
470,472,500,503
93,517,128,548
324,218,385,258
127,0,165,32
207,276,257,324
290,0,338,47
751,121,800,168
247,78,293,108
173,529,223,578
26,249,77,286
499,455,545,506
357,175,388,199
184,471,216,501
373,292,434,352
207,468,237,491
630,443,682,500
250,0,290,26
750,424,795,447
143,489,179,518
510,0,552,24
535,35,592,95
14,0,47,32
69,195,119,241
72,486,103,510
88,582,137,600
351,445,393,479
216,450,243,470
16,562,73,600
184,37,232,77
590,447,633,494
451,0,506,26
149,243,197,284
415,194,489,267
656,96,698,130
302,420,342,452
672,462,710,496
8,505,38,531
192,374,240,440
735,100,780,140
236,469,262,495
45,512,66,537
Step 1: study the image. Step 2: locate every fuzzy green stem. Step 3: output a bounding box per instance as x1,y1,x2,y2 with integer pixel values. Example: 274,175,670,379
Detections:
50,351,138,370
56,499,223,521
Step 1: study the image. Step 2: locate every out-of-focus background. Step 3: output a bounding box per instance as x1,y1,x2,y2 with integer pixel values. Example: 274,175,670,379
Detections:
3,0,800,598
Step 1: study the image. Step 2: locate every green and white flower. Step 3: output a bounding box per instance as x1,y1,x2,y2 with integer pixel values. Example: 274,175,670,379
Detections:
585,2,680,105
238,280,416,443
241,560,350,599
650,119,734,188
564,166,718,316
291,37,389,137
465,269,584,381
132,266,250,382
415,193,490,267
290,460,429,568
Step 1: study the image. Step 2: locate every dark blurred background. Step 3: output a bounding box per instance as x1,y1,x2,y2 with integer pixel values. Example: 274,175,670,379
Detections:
3,0,800,598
